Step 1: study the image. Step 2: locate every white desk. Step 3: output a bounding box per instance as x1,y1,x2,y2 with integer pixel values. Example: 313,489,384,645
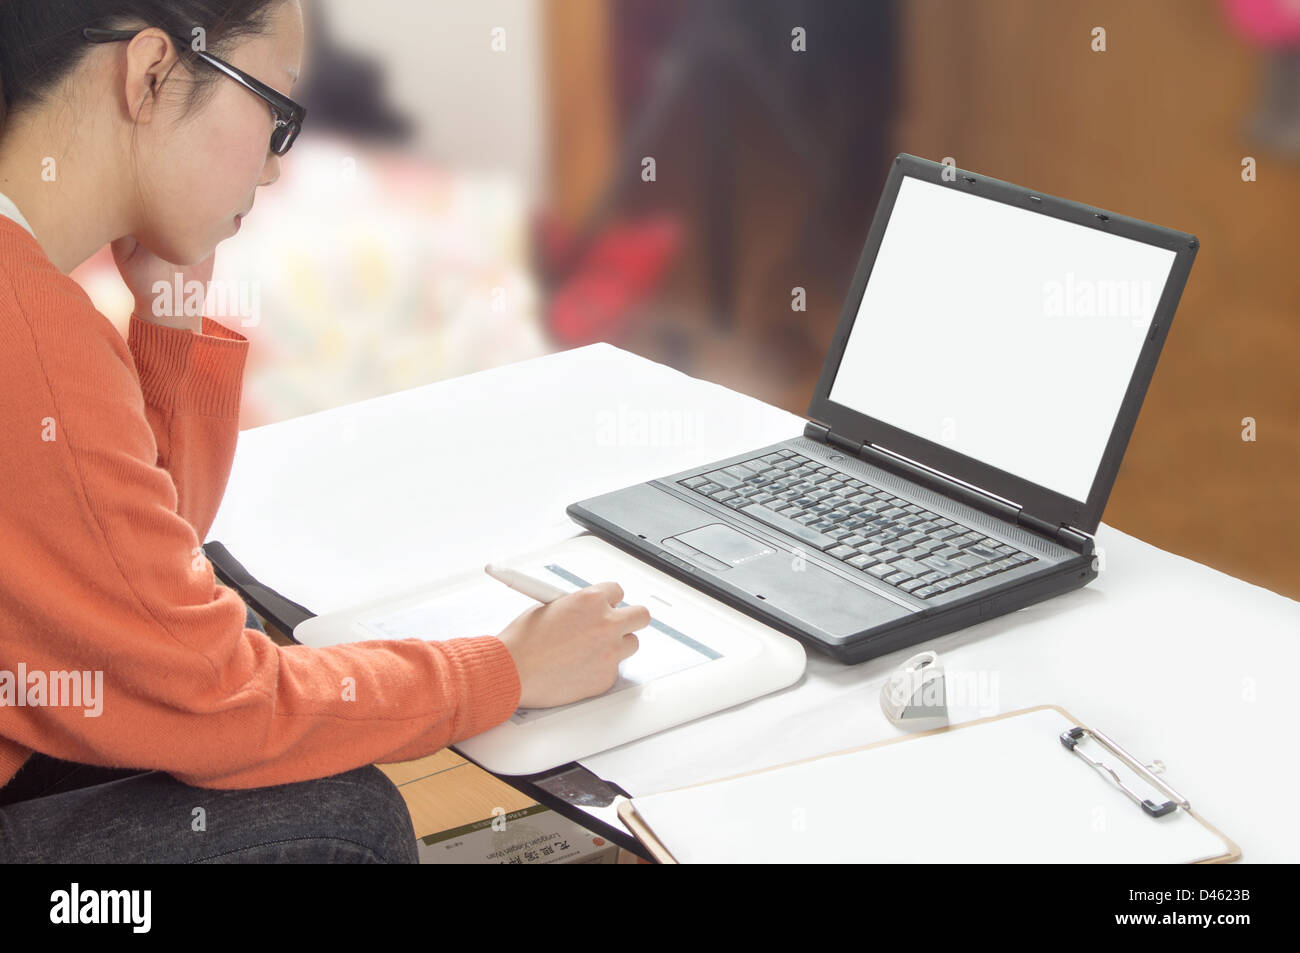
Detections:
210,343,1300,862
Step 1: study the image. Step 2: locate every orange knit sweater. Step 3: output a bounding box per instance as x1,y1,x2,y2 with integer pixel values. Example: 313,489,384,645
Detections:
0,214,521,791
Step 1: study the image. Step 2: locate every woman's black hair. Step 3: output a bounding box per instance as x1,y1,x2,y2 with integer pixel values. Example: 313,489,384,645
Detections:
0,0,286,132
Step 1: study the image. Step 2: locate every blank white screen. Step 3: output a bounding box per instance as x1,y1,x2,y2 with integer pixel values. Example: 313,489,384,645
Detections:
828,176,1176,503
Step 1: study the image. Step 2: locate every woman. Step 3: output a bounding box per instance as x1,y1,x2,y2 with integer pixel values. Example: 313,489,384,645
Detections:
0,0,645,863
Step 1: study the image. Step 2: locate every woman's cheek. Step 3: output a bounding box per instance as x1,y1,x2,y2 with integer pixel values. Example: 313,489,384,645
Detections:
201,110,264,183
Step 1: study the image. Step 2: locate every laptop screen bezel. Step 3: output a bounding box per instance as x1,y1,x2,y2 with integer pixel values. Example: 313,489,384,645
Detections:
806,154,1198,536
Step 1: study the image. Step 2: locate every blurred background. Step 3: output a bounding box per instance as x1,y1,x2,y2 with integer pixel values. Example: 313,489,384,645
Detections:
72,0,1299,600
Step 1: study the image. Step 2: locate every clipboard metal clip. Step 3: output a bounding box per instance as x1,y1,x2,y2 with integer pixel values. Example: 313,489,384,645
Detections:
1060,726,1190,819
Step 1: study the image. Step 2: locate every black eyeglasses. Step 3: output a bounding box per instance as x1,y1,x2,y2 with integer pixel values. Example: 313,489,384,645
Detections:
83,26,305,155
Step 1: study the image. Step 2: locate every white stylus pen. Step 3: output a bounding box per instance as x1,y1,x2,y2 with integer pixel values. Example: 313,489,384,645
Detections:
484,562,570,604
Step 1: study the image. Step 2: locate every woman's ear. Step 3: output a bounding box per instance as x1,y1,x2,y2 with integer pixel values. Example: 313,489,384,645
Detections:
122,28,181,125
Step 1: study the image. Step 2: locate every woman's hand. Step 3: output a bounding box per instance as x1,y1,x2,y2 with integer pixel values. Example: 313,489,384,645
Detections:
111,236,214,333
495,582,646,709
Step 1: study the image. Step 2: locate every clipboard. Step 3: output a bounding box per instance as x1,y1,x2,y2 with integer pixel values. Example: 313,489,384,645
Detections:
617,705,1240,863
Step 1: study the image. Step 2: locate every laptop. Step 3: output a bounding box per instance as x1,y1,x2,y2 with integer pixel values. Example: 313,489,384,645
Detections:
566,154,1198,664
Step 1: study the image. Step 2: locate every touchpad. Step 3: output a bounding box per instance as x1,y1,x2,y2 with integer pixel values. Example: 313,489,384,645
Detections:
672,524,775,569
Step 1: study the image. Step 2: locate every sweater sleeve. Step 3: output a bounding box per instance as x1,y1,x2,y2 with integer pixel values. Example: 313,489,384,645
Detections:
0,295,522,790
125,313,249,542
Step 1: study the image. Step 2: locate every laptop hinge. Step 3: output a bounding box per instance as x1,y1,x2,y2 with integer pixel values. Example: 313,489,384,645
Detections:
803,421,1092,554
1014,510,1093,554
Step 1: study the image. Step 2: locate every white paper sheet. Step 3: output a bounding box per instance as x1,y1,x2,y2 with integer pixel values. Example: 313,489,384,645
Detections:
629,707,1232,863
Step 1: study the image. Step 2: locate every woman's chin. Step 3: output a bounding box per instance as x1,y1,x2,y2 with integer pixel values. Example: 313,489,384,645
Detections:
147,240,209,268
176,241,219,266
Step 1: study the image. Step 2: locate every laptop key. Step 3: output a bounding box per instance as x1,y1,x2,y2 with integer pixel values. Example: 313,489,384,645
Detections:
921,555,962,575
891,557,931,577
740,503,838,550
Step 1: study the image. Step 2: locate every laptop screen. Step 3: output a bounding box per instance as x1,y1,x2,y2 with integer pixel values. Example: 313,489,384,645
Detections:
828,174,1178,504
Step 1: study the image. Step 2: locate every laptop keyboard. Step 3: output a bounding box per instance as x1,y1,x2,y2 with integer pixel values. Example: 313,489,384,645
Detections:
678,449,1036,599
